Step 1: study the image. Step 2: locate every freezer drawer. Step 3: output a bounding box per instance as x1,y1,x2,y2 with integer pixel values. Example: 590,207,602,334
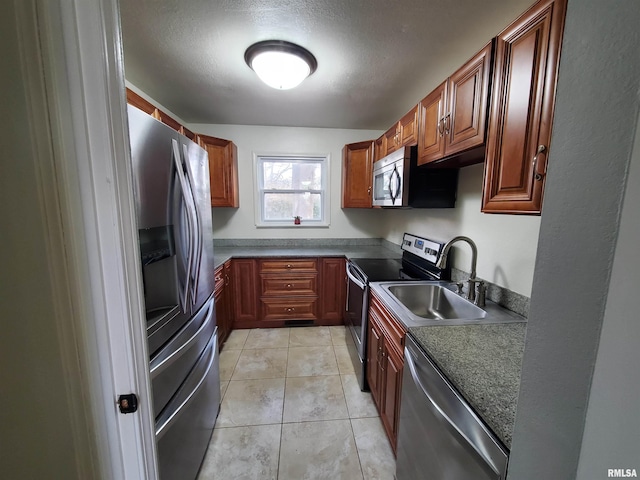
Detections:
155,329,220,480
396,334,508,480
150,296,215,417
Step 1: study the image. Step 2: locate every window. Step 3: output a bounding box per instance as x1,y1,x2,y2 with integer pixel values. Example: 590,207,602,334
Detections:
255,154,330,227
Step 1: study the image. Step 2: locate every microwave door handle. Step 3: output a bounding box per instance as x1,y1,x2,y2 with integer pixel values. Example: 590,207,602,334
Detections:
182,144,203,305
393,167,402,205
172,139,193,312
389,165,399,205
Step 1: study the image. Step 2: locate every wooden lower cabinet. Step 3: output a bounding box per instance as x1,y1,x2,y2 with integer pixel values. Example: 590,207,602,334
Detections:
366,290,407,454
230,257,346,328
319,257,346,325
214,260,233,348
230,259,259,328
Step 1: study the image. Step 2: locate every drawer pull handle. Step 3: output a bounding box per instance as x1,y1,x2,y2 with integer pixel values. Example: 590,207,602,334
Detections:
286,264,293,269
286,284,293,288
285,307,296,313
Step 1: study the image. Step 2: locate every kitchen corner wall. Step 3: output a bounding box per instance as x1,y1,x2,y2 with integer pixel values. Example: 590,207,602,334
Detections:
380,163,541,297
191,120,541,297
189,123,385,239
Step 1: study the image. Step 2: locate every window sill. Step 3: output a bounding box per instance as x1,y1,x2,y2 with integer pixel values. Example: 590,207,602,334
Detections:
255,222,330,228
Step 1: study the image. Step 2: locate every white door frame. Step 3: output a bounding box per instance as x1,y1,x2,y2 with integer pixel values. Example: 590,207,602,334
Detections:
16,0,157,477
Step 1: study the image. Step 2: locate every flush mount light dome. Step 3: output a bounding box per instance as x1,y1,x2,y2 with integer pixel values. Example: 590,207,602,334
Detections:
245,40,317,90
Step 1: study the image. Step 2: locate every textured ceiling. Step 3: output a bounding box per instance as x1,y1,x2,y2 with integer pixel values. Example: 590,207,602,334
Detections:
120,0,534,130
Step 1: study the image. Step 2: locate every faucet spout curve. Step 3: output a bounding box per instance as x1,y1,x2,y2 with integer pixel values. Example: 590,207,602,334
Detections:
438,236,479,302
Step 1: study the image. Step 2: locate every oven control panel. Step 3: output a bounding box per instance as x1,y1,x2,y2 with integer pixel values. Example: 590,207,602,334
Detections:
401,233,444,265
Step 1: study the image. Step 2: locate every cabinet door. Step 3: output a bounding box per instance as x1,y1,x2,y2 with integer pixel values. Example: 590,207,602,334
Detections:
482,0,566,214
373,134,386,162
366,316,383,407
446,42,492,156
417,81,447,165
199,134,239,208
399,106,419,147
381,345,403,453
342,141,374,208
231,259,259,325
383,124,400,156
319,257,346,324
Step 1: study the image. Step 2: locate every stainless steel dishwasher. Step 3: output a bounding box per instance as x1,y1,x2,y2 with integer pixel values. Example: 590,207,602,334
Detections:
396,334,508,480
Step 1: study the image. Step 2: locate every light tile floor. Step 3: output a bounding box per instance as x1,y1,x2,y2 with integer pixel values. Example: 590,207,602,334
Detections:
198,326,396,480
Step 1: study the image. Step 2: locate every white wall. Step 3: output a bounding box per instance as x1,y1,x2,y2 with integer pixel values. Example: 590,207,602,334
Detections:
380,164,541,296
575,110,640,478
190,123,385,239
1,3,85,477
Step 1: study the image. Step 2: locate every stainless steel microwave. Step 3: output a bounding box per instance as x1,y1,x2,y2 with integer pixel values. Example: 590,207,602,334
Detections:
372,146,459,208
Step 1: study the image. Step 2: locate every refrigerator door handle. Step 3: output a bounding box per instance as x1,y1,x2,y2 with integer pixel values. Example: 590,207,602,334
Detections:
149,298,214,378
155,330,218,440
182,144,203,306
172,139,194,311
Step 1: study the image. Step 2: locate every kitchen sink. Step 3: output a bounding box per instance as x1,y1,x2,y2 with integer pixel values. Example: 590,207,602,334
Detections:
373,281,526,328
386,283,487,320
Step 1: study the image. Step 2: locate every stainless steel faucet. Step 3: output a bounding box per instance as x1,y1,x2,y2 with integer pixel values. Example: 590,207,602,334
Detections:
436,236,484,305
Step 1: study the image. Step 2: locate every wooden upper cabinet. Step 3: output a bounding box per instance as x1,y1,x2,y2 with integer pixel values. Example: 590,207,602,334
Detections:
418,43,492,166
417,81,447,164
198,134,239,208
342,141,374,208
373,135,386,162
482,0,566,214
384,106,419,156
399,106,419,147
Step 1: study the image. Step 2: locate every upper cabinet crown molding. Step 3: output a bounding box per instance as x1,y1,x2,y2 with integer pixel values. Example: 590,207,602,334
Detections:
482,0,567,214
417,42,493,167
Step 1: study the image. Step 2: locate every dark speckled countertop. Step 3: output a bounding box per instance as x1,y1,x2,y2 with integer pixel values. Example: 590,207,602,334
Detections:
213,245,401,268
408,323,526,449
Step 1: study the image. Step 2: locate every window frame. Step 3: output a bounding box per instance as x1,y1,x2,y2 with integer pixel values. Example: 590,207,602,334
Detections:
253,153,331,228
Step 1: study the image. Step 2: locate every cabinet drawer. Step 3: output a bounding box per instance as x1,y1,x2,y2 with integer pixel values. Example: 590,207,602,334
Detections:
259,258,318,273
260,297,318,321
260,274,318,296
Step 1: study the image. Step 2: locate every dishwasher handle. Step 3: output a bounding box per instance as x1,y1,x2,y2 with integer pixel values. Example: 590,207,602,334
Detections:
404,344,504,477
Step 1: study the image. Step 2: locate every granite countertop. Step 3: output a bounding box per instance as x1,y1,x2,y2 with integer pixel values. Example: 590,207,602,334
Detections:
409,323,526,449
213,245,401,268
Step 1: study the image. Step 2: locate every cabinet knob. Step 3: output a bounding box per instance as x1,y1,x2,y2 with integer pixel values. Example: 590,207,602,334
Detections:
285,307,296,313
286,264,292,269
533,145,547,181
286,284,293,288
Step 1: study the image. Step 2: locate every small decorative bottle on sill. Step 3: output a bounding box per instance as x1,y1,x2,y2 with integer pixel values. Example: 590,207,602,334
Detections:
294,216,301,225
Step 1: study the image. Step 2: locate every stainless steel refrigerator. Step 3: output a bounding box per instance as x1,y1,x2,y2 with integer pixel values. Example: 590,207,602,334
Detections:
128,105,220,480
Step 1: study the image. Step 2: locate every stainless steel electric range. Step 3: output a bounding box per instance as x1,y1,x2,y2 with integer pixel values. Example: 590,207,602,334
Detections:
344,233,450,391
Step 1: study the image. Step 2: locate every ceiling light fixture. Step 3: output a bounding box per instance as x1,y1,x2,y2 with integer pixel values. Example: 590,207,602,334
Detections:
244,40,317,90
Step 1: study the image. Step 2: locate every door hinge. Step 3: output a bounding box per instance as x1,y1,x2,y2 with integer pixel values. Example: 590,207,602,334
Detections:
117,393,138,414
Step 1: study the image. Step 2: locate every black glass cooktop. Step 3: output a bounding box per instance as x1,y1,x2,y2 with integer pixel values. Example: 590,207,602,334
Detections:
349,258,406,282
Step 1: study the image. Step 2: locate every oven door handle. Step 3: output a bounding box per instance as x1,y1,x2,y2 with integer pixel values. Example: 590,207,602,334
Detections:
346,263,366,290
